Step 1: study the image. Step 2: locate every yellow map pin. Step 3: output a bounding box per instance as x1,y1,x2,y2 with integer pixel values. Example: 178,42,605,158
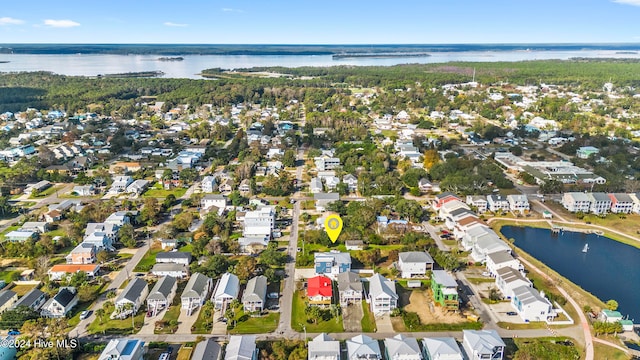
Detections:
324,214,343,243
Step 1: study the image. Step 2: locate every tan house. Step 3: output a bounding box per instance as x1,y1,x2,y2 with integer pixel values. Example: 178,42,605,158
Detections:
0,290,18,313
66,243,97,264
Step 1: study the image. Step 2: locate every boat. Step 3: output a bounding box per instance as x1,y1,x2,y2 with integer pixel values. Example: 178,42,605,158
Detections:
582,243,589,253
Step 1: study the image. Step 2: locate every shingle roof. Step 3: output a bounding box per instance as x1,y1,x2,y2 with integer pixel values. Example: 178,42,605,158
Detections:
225,335,256,360
432,270,457,288
117,278,147,303
368,274,398,300
422,337,462,359
155,252,192,262
399,251,434,264
0,290,16,307
337,271,362,293
14,288,45,308
487,251,516,265
147,276,176,301
182,273,211,299
384,334,421,357
242,275,267,305
191,339,221,360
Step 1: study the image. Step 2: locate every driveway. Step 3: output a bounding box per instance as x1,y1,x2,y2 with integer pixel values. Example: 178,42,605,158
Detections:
138,309,166,335
374,313,394,333
176,307,200,334
342,303,362,332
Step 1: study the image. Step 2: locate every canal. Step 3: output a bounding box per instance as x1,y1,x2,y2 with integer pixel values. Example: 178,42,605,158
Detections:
501,226,640,323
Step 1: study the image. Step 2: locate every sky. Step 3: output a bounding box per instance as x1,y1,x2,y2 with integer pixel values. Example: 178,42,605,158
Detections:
1,0,640,44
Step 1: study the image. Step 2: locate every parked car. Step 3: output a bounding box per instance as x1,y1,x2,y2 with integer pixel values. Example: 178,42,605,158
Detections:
80,310,91,320
267,292,279,299
506,311,517,316
8,330,20,336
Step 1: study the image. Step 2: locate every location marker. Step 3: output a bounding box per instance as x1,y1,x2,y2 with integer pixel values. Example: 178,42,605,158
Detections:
324,214,343,243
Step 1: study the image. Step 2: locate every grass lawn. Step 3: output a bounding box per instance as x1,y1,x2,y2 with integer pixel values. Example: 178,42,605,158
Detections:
133,246,162,272
191,303,213,334
87,311,145,335
178,243,193,253
466,277,496,285
9,284,34,296
29,185,63,198
0,269,21,283
0,225,21,240
497,321,548,330
46,228,67,238
67,301,95,328
15,201,37,208
291,291,343,333
592,341,630,360
176,347,193,360
142,184,187,199
230,312,279,334
360,301,377,333
155,306,181,334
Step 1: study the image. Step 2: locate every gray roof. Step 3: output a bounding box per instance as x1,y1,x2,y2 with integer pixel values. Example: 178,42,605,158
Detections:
337,271,362,293
147,276,177,301
52,288,77,307
314,251,351,265
612,193,633,203
512,285,550,306
432,270,458,288
225,335,256,360
117,278,148,303
182,273,211,299
487,251,516,265
589,192,611,202
463,330,505,354
384,334,421,357
565,192,591,202
242,275,267,305
14,288,45,308
399,251,434,264
368,273,398,300
496,267,530,285
347,334,381,359
313,192,340,201
192,339,221,360
155,252,192,262
203,194,226,200
422,337,462,359
70,242,95,254
151,263,188,274
308,334,340,359
0,290,17,307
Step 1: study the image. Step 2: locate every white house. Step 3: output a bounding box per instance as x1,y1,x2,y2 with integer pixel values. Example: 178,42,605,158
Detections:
72,185,95,196
182,273,213,316
347,334,381,360
384,334,421,360
40,287,78,318
212,272,240,310
368,274,398,314
308,333,340,360
485,252,523,277
466,195,488,213
487,195,510,212
343,174,358,192
310,177,323,193
114,278,149,316
511,285,555,322
98,339,146,360
150,263,189,278
495,267,531,299
587,192,611,215
242,275,267,313
126,180,150,196
562,192,592,213
201,176,218,193
599,309,623,323
337,271,363,306
243,206,275,239
506,194,529,212
110,176,133,193
201,194,227,215
609,193,634,214
462,330,505,360
629,193,640,214
315,156,340,171
146,276,177,316
314,192,340,212
421,337,463,360
155,252,192,265
471,234,510,263
397,251,434,278
224,335,257,360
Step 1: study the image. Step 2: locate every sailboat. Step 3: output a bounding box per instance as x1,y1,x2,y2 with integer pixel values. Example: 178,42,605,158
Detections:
582,243,589,253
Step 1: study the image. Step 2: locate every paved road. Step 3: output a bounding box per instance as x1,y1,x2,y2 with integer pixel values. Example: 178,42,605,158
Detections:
1,183,76,231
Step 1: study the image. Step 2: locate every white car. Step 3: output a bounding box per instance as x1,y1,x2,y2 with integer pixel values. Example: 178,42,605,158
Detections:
267,292,279,299
79,311,90,320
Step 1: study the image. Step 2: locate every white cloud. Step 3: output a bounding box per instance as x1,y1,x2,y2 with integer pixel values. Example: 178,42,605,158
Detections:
222,8,244,13
163,22,188,27
43,19,80,28
612,0,640,6
0,17,24,26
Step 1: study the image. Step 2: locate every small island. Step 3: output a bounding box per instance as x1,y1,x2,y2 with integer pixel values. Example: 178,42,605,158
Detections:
157,56,184,61
97,70,164,78
332,52,431,59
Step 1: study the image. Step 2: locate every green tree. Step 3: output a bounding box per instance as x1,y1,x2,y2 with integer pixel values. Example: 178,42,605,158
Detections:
606,299,619,311
119,223,137,248
0,305,40,329
282,149,296,167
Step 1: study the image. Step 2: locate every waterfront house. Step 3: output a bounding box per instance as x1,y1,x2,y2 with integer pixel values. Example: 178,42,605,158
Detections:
48,263,101,281
337,271,363,306
511,285,555,322
347,334,381,360
368,273,398,314
314,251,351,278
471,235,510,263
242,275,267,313
462,330,505,360
495,267,531,299
150,263,189,278
307,275,333,307
181,273,213,316
192,339,222,360
384,334,421,360
155,251,192,266
599,309,623,323
487,195,510,212
397,251,434,278
41,287,78,318
444,208,477,230
506,194,530,213
0,291,17,313
421,337,463,360
453,217,485,240
466,195,488,213
587,192,611,215
212,273,240,311
12,288,47,311
146,276,177,316
562,192,592,213
431,270,459,311
438,200,470,221
224,335,257,360
486,252,523,277
609,193,634,214
629,193,640,214
115,278,149,315
98,339,145,360
308,333,340,360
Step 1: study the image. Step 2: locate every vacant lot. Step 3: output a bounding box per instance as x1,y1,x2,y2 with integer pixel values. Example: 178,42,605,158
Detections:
404,290,469,324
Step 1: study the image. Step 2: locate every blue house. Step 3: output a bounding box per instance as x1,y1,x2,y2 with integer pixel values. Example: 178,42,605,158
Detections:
314,251,351,279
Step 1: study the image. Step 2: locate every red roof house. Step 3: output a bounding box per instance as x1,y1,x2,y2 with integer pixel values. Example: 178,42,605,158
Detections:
307,275,332,306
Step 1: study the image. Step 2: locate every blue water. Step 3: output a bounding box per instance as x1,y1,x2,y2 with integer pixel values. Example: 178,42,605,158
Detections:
501,226,640,323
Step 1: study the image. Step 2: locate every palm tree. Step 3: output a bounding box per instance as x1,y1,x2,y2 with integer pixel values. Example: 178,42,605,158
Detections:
95,308,105,324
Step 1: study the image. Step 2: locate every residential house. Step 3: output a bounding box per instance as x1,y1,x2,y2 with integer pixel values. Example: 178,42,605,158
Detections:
487,195,510,212
212,272,240,310
146,276,177,316
629,193,640,214
192,339,221,360
243,207,275,239
238,236,269,254
155,252,192,266
444,208,477,230
44,209,63,223
110,162,142,174
13,288,47,311
182,273,213,315
368,273,398,314
466,195,488,213
48,264,101,281
20,222,49,233
201,194,227,216
41,287,78,318
587,192,611,215
66,243,96,264
343,174,358,192
346,334,381,360
470,234,510,263
345,240,364,251
506,194,530,213
192,339,222,360
462,330,505,360
224,335,257,360
337,271,363,306
438,200,470,221
24,181,51,196
242,275,267,313
150,263,189,278
485,252,523,277
431,270,459,311
421,337,462,360
461,225,498,251
576,146,599,159
307,275,333,307
314,251,352,278
314,156,340,171
609,193,634,214
201,176,218,193
238,179,251,195
98,339,146,360
452,218,485,240
0,291,18,313
495,267,531,299
110,176,133,193
160,239,178,250
384,334,421,360
308,333,340,360
83,231,113,251
71,185,95,196
126,180,150,196
511,285,555,322
325,176,340,190
4,230,38,242
562,192,592,213
599,309,623,323
310,177,323,193
314,192,340,212
418,178,433,193
432,192,460,211
115,278,149,314
397,251,434,278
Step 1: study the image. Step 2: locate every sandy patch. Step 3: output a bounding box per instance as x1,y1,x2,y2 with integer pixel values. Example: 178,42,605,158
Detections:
404,290,469,324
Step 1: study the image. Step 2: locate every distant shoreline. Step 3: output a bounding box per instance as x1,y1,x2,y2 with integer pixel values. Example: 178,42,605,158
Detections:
332,52,431,59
